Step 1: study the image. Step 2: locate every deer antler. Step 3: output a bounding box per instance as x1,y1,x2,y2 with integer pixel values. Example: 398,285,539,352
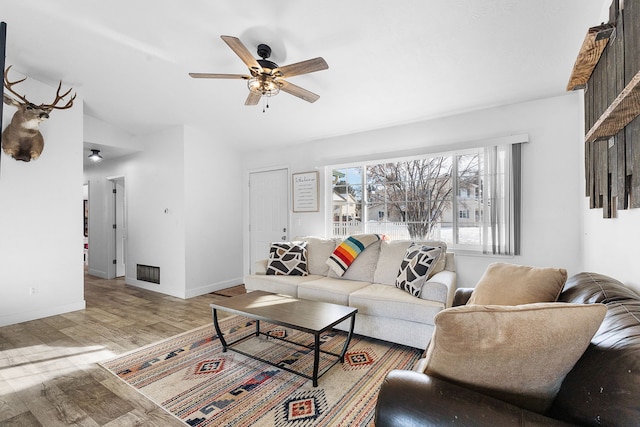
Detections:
3,65,75,110
42,81,76,110
3,65,30,104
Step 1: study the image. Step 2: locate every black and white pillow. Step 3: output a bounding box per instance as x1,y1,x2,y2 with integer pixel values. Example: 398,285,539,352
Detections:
395,244,442,297
266,242,309,276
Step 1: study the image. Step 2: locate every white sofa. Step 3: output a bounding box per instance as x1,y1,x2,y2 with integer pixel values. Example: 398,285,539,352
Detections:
245,236,457,349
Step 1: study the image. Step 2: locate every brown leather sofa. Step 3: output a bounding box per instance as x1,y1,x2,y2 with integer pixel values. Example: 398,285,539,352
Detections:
374,272,640,426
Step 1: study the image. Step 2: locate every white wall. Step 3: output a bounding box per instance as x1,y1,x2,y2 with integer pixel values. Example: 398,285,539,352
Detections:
84,125,244,299
581,138,640,294
85,127,187,297
0,73,85,326
127,127,188,296
184,126,244,297
243,93,585,287
84,115,141,151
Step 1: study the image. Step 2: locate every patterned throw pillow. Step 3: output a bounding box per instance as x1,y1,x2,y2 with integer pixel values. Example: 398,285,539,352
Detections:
266,242,308,276
395,244,442,297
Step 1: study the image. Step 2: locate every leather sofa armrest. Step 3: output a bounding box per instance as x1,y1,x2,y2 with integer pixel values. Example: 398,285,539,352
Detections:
453,287,474,306
253,259,267,275
374,370,573,427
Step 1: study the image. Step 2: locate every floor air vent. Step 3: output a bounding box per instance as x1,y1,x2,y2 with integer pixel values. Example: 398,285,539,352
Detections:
137,264,160,284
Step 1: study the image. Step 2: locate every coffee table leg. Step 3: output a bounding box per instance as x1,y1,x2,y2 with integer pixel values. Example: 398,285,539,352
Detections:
339,313,356,363
212,308,228,352
312,333,320,387
256,320,260,337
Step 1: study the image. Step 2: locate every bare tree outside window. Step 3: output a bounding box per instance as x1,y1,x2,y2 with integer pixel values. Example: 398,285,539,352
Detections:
330,143,520,254
367,158,450,240
366,155,479,240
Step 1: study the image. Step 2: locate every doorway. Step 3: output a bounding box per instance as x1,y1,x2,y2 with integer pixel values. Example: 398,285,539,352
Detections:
249,168,289,273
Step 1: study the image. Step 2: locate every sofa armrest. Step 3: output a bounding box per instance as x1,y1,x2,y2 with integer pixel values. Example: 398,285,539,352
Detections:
374,370,572,427
253,259,267,275
444,252,456,272
421,270,457,307
453,287,474,306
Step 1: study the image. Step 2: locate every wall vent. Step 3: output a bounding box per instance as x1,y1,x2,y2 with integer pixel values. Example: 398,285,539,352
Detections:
137,264,160,284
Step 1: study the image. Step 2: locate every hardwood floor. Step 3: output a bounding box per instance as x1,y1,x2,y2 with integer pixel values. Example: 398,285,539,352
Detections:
0,271,242,426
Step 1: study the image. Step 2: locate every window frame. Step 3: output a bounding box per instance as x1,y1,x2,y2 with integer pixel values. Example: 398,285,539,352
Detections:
326,136,525,256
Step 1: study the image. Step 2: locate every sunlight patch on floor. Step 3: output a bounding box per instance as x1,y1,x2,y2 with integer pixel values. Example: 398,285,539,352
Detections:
0,344,116,393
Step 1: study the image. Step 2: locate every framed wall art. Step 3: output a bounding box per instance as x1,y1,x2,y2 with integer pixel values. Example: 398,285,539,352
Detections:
292,171,319,212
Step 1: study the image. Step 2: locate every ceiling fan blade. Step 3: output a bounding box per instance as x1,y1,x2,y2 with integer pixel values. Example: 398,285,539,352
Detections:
220,35,262,72
245,91,261,106
274,57,328,78
189,73,250,79
279,80,320,103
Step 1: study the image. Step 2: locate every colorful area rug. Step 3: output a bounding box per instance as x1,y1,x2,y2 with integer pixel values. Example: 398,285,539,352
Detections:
100,315,422,427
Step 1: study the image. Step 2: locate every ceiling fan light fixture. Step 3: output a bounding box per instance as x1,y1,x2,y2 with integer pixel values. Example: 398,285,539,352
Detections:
190,36,327,106
247,76,281,97
88,149,103,162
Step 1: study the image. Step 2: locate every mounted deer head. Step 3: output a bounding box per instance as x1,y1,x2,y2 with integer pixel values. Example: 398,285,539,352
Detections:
2,65,76,162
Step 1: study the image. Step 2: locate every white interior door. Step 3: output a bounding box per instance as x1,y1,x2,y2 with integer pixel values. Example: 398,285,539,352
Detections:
249,168,289,273
111,178,126,278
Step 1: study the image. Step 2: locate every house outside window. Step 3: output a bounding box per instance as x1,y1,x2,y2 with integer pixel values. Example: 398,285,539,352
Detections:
329,144,521,255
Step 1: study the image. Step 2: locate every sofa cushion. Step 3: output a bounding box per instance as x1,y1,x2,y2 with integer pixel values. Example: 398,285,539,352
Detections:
423,302,607,413
395,244,442,297
244,274,324,298
374,240,447,286
266,241,308,276
298,277,371,306
468,262,567,305
328,240,382,282
349,283,443,324
295,236,338,276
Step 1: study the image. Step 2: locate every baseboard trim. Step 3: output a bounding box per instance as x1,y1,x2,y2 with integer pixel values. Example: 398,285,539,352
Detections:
0,300,86,327
87,268,108,279
185,278,244,299
122,277,244,300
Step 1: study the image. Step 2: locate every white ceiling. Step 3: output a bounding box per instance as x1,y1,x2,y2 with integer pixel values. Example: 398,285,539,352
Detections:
2,0,607,162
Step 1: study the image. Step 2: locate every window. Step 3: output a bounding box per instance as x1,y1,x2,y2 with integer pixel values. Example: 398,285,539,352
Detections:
329,144,521,255
331,168,363,236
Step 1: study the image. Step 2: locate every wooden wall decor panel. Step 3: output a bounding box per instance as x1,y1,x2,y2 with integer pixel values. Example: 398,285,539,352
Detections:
625,0,640,88
610,138,618,201
586,140,592,197
617,129,628,210
577,0,640,217
567,23,615,91
598,139,610,217
586,71,640,142
631,118,640,208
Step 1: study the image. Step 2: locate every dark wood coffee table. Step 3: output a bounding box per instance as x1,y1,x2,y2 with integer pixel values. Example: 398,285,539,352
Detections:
210,290,357,387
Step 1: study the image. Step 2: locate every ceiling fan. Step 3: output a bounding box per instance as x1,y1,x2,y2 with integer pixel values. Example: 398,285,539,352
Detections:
189,35,329,107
